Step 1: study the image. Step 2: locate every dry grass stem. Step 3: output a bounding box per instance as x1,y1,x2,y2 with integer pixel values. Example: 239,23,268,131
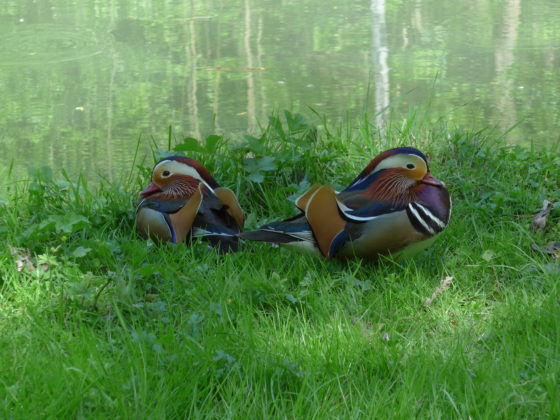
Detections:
532,199,552,231
9,246,35,273
424,276,454,306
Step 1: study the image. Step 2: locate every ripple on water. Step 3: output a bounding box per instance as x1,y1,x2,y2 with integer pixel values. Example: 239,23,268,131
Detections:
0,23,108,66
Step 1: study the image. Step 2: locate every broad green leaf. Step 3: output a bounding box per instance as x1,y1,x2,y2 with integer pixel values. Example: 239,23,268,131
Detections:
174,137,203,152
72,246,92,258
204,135,222,153
247,172,264,183
26,165,53,183
42,214,89,234
257,156,277,171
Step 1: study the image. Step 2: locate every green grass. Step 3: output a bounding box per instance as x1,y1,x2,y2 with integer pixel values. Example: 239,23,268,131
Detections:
1,113,559,418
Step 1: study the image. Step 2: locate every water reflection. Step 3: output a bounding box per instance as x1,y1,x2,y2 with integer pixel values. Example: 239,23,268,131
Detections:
244,0,256,133
185,0,201,139
494,0,521,138
371,0,390,133
0,0,559,182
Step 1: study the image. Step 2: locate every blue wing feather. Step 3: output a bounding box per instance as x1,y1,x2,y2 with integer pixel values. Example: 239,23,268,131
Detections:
328,228,349,258
343,171,383,192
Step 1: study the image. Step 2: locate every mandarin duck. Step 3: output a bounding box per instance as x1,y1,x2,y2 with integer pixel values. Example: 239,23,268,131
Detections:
240,147,451,261
136,156,244,252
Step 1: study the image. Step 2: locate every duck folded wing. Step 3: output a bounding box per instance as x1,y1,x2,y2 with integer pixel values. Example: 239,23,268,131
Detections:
213,187,244,230
303,185,347,258
334,190,406,222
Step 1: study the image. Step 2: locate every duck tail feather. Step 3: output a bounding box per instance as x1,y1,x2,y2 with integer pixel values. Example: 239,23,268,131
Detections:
239,230,299,244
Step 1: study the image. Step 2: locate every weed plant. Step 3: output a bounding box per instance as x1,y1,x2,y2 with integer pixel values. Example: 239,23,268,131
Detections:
0,112,559,418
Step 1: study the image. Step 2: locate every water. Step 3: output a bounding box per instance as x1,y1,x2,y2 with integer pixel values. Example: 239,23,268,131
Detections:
1,0,559,181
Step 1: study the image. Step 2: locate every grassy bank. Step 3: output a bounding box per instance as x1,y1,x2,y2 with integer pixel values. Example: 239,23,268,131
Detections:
1,114,559,418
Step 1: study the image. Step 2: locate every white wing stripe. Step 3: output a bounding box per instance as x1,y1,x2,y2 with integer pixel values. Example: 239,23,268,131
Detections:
335,199,381,221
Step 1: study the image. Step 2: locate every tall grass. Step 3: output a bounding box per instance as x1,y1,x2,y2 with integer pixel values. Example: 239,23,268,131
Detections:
0,112,559,418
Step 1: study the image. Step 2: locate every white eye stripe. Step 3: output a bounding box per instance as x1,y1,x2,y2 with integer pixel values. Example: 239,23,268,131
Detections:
350,154,426,188
154,160,215,193
371,154,426,175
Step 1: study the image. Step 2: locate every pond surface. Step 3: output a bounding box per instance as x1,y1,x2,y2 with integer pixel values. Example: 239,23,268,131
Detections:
1,0,559,181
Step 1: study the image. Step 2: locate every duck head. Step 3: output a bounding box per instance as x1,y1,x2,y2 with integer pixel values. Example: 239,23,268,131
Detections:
345,147,446,204
140,156,219,200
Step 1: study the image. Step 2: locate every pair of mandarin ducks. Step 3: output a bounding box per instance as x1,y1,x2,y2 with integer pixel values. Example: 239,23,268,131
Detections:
136,147,451,261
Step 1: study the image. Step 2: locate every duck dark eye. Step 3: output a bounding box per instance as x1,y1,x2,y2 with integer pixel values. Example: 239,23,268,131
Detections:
406,164,415,169
162,170,171,177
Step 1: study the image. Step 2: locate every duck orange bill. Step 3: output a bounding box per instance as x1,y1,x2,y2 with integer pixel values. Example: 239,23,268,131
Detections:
140,183,162,197
421,173,445,187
